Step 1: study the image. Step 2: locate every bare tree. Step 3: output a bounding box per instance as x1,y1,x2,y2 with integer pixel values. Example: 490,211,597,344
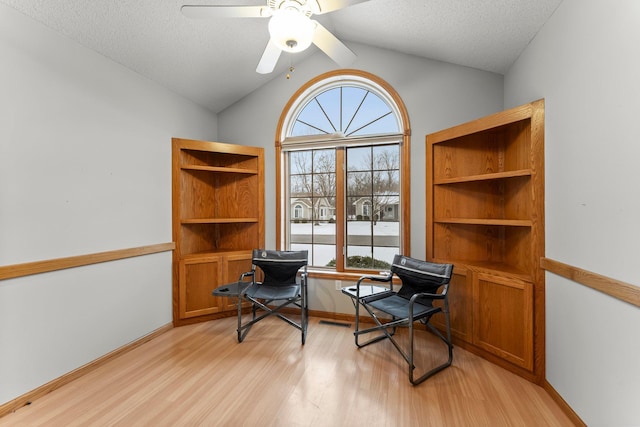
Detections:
291,150,336,224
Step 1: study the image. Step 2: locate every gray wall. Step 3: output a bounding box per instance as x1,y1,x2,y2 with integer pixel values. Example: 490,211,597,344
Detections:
505,0,640,424
0,4,217,405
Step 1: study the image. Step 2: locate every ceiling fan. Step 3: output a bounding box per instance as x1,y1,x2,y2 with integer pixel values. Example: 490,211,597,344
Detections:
181,0,369,74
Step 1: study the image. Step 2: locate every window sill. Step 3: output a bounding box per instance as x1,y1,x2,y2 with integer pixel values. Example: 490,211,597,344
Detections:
305,268,390,282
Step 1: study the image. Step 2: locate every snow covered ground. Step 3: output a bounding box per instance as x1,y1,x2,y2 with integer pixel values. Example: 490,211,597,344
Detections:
290,221,399,267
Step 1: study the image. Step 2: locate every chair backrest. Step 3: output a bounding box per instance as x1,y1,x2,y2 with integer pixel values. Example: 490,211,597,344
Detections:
252,249,308,286
390,254,454,301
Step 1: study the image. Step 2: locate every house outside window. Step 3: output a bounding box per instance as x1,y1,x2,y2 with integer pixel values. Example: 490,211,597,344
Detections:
276,70,410,274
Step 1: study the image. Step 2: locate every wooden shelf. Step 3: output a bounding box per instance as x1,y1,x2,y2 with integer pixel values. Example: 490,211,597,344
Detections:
434,218,532,227
181,249,252,260
181,165,258,174
181,218,260,224
427,103,536,145
430,257,531,279
434,169,532,185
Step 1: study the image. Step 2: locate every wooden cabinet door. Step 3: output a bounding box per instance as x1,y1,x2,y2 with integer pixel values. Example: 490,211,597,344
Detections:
219,252,254,312
473,273,534,370
179,255,223,318
431,266,473,342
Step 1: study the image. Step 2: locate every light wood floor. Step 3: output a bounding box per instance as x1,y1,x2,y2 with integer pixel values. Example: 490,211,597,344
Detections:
0,316,574,426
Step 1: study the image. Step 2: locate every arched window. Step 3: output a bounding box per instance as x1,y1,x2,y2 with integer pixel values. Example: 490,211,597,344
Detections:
276,70,410,275
293,204,303,219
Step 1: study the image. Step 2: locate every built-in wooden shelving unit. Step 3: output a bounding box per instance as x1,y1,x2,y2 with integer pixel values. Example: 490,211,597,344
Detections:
426,99,545,383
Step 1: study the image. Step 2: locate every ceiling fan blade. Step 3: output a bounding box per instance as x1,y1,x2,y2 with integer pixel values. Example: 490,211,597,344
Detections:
312,22,356,67
256,39,282,74
181,5,271,19
313,0,370,15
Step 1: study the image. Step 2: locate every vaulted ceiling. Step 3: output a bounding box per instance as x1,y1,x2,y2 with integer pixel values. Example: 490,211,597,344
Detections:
0,0,563,113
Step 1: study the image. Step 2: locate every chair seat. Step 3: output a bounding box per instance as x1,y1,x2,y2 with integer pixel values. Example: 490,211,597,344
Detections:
245,283,300,300
368,295,440,320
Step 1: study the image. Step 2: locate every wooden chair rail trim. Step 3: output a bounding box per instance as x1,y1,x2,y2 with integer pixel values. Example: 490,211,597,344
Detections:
0,323,173,419
541,257,640,308
0,242,175,281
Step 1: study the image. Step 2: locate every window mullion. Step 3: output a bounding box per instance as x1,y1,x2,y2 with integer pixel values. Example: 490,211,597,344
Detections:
335,148,345,272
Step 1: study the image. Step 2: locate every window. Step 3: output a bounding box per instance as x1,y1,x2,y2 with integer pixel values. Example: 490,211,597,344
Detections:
293,203,303,219
276,70,410,275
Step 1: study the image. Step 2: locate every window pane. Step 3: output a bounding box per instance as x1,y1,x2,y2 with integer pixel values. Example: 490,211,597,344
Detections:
312,149,335,173
290,151,312,174
312,221,335,243
372,246,394,270
350,114,398,136
373,145,399,170
291,243,311,252
346,245,374,269
313,244,336,267
315,88,341,132
291,222,312,244
347,217,372,246
373,171,400,195
315,197,335,221
292,241,336,268
313,173,335,197
342,87,368,133
344,92,396,136
346,220,398,270
290,174,310,194
347,171,370,198
347,146,372,171
294,101,333,136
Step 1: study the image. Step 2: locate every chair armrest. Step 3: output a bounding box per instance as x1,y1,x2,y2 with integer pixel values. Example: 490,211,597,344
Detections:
356,272,392,286
236,270,255,293
412,291,446,300
352,272,393,300
238,270,255,280
407,290,447,317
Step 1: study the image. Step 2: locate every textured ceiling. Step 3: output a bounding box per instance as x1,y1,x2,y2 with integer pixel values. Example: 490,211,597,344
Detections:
0,0,563,113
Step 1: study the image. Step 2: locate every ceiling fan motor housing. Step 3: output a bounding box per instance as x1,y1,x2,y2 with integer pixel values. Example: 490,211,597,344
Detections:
268,0,319,16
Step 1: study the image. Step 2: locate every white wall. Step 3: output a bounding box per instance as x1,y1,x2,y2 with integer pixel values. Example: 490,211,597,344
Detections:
505,0,640,425
0,4,217,405
218,42,503,314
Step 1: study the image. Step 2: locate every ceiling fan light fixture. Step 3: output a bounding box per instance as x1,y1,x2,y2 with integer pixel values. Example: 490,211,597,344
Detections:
268,8,315,53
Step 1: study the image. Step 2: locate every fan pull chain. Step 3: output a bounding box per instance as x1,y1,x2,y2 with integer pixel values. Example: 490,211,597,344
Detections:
286,66,295,79
286,55,295,79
